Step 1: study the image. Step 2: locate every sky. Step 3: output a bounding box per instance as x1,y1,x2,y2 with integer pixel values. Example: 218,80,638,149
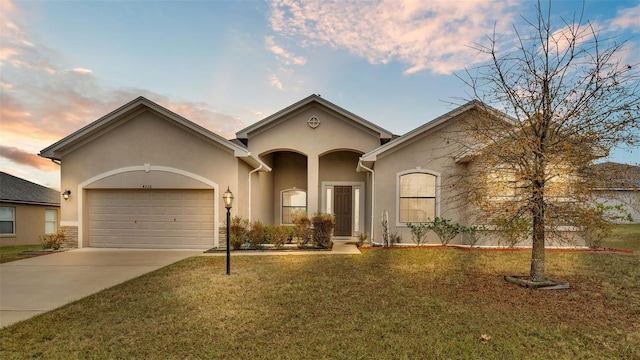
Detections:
1,0,639,190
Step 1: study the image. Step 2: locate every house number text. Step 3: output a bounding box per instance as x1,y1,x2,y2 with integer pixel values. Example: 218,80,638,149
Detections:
142,185,152,189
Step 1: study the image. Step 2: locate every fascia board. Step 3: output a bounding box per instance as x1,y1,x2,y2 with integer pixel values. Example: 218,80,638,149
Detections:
360,101,484,162
236,94,393,140
39,97,249,162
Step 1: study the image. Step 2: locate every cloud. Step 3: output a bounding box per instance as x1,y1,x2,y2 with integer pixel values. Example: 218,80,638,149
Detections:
0,0,248,171
0,145,59,171
265,36,307,66
611,4,640,32
268,72,284,91
269,0,519,75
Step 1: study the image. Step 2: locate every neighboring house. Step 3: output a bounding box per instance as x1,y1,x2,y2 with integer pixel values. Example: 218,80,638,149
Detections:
591,162,640,224
39,95,621,249
0,172,61,247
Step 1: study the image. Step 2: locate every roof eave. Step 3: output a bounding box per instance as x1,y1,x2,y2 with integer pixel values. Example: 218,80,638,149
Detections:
236,94,393,140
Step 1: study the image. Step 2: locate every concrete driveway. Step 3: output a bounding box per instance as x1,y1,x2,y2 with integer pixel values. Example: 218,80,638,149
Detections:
0,248,201,328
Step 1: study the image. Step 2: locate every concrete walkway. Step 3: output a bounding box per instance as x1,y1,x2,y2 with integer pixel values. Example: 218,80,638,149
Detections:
0,248,200,328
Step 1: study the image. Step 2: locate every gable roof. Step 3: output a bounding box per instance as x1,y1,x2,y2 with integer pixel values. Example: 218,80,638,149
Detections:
0,172,60,206
358,100,487,169
39,97,270,171
236,94,394,140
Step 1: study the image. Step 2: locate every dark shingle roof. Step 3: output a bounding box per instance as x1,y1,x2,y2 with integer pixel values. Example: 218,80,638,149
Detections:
591,162,640,189
0,172,60,206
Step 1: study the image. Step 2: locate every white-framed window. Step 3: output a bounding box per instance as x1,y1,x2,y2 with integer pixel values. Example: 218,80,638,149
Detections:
397,170,439,224
45,209,58,234
0,206,16,235
281,189,307,224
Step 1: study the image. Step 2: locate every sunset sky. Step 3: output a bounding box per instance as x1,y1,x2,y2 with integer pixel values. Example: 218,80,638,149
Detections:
1,0,639,190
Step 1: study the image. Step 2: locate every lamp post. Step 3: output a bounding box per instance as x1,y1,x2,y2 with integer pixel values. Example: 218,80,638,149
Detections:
223,187,234,275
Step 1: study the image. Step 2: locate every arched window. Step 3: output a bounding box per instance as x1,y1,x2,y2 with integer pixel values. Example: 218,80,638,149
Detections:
398,171,438,223
282,189,307,224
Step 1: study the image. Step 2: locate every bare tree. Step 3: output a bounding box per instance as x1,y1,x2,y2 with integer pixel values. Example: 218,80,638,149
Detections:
458,1,640,282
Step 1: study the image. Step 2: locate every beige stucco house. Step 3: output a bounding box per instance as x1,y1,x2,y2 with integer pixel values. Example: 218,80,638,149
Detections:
37,95,524,249
0,172,60,247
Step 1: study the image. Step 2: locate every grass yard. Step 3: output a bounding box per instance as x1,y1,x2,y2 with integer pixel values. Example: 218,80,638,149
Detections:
1,248,639,359
603,224,640,253
0,245,43,264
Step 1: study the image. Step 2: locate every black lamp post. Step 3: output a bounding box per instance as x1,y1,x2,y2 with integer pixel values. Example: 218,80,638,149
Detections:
223,187,234,275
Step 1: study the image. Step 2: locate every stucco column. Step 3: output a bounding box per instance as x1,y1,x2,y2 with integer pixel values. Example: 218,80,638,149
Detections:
307,155,319,215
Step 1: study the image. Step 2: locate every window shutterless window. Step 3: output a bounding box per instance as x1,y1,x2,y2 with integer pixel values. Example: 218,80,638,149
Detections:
0,206,16,235
282,189,307,224
399,173,436,223
45,209,58,234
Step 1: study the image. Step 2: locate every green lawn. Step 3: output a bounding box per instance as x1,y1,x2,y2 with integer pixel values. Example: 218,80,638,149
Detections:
603,224,640,253
1,248,638,359
0,245,43,264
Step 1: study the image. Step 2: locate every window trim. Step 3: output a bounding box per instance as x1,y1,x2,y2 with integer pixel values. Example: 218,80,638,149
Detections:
396,169,441,227
281,188,307,225
0,206,16,236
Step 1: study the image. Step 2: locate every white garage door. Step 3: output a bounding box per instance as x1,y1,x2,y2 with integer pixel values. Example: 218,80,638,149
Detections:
88,189,215,249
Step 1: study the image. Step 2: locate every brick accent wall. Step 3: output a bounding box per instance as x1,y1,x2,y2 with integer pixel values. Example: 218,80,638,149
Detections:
60,226,78,248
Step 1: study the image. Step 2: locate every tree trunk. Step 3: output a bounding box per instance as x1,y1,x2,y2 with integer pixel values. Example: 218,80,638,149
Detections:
530,178,546,281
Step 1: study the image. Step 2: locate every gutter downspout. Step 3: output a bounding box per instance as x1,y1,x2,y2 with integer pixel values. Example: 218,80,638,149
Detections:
248,163,264,223
358,160,382,246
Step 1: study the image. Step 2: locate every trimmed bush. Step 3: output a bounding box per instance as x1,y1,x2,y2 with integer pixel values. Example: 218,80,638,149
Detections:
293,213,312,249
40,230,67,250
312,213,335,248
247,220,266,249
229,216,249,250
273,225,292,249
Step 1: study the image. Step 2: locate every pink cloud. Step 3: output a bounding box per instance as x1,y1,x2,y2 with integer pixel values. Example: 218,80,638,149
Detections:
0,0,249,166
269,0,520,75
0,145,59,171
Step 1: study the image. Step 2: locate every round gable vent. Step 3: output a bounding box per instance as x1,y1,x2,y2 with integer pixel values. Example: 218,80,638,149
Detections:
307,116,320,129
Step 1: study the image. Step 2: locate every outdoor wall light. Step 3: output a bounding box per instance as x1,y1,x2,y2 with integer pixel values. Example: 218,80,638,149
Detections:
223,187,234,275
62,190,71,200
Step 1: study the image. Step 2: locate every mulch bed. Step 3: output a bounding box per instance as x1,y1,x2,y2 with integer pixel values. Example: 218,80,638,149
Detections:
359,245,635,254
18,249,68,255
204,245,332,253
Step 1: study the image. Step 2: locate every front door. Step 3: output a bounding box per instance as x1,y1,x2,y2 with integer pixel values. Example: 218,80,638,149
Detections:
334,186,352,236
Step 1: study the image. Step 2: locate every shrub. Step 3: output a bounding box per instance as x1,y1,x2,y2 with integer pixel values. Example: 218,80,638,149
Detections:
229,216,249,250
247,220,266,249
461,225,485,247
356,233,368,247
389,232,402,244
406,222,431,246
263,225,276,245
273,225,292,249
493,216,531,248
430,217,462,245
578,204,631,248
293,213,312,249
381,210,402,246
312,213,335,248
40,230,66,250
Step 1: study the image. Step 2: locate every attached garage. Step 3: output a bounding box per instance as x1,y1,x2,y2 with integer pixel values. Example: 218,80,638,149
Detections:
87,189,214,249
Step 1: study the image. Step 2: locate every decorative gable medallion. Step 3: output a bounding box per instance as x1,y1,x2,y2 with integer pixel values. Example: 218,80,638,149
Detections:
307,115,320,129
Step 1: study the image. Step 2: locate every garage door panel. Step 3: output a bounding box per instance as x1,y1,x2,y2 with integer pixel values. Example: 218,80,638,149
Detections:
88,189,214,249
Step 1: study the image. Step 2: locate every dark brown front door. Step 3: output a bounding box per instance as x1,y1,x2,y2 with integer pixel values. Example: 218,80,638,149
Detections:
334,186,352,236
